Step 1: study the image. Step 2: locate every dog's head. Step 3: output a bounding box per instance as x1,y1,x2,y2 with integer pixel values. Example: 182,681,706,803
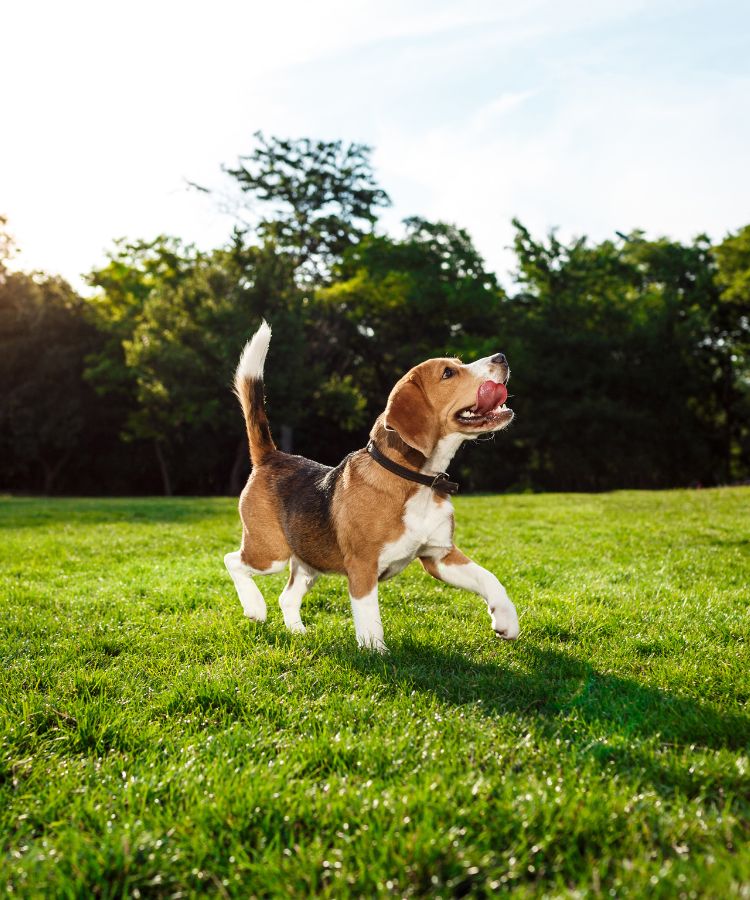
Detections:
382,353,513,458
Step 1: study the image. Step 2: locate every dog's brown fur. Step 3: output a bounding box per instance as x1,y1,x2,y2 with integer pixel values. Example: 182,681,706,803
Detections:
225,323,519,649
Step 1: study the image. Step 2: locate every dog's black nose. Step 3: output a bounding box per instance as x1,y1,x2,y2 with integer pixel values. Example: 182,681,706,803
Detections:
491,353,507,366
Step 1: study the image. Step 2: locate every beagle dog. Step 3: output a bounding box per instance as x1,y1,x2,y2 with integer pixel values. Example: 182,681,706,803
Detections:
224,321,519,651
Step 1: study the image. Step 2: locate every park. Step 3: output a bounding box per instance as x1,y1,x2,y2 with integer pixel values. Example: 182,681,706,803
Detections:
2,2,750,896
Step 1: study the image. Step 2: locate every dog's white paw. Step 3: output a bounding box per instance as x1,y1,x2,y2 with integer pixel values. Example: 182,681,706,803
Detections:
357,633,389,654
285,619,307,635
241,598,268,622
490,599,519,641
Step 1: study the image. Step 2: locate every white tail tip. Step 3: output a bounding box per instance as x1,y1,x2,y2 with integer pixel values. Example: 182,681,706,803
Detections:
236,319,272,382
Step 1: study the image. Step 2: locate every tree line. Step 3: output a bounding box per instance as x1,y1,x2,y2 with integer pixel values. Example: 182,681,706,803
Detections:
2,135,749,495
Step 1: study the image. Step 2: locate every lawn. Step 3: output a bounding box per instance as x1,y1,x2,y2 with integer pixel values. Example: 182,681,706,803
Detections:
0,490,748,898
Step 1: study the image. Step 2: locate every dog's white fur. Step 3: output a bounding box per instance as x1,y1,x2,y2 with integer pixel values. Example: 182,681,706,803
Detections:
236,319,272,383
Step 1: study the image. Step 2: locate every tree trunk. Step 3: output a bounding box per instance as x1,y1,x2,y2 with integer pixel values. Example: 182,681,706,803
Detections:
228,437,248,496
719,356,734,485
280,424,293,453
154,441,172,496
41,450,72,495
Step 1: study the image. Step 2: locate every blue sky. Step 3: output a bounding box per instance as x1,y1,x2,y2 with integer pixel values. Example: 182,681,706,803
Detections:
3,0,749,288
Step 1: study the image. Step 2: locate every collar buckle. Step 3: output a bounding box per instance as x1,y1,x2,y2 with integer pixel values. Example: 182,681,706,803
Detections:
366,440,460,495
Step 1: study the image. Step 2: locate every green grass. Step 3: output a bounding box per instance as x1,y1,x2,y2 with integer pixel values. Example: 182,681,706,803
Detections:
1,490,748,898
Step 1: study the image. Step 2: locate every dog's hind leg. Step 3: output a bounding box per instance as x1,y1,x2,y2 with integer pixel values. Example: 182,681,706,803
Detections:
278,557,319,634
224,550,287,622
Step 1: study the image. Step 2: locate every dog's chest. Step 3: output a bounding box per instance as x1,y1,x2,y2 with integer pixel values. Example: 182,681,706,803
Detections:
377,489,453,580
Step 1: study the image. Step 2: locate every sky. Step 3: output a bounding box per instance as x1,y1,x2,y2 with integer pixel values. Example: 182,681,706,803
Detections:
3,0,750,290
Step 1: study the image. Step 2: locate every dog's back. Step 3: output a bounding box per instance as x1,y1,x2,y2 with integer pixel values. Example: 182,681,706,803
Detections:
250,451,349,574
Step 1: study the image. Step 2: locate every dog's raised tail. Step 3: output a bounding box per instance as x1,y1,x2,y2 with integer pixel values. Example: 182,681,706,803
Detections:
234,320,276,464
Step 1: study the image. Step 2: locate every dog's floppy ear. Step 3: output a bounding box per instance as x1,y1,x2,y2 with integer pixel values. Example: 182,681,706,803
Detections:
384,378,438,458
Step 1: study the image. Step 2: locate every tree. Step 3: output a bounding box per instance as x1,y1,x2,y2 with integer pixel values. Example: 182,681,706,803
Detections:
0,215,15,276
85,236,205,493
621,232,738,481
503,222,728,490
87,234,308,494
713,225,750,478
221,133,391,282
0,270,103,493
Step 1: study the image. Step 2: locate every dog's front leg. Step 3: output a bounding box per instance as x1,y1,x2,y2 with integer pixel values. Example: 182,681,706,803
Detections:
348,567,387,653
420,546,519,640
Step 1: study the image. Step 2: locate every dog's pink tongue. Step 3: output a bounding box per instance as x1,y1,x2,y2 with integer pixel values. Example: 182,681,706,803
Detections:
473,381,508,415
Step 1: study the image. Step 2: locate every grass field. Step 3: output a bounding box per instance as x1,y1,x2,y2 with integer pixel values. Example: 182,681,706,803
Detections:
1,490,748,898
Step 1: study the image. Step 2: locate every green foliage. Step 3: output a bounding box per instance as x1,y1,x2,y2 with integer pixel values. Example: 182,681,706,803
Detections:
84,234,309,493
713,225,750,473
121,243,295,434
0,215,15,271
311,373,368,432
85,235,201,403
223,133,391,282
499,223,736,490
1,491,748,895
714,223,750,307
0,270,104,492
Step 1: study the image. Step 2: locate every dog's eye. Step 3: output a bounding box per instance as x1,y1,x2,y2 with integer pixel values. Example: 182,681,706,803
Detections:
441,367,455,380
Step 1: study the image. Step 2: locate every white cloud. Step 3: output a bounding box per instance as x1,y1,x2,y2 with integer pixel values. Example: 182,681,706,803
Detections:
1,0,748,289
470,91,540,131
373,42,750,282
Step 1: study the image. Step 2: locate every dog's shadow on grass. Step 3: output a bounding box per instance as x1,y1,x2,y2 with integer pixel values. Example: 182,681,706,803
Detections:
325,638,750,760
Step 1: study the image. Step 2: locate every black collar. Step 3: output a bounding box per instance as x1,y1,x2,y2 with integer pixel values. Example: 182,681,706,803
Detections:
366,440,459,495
